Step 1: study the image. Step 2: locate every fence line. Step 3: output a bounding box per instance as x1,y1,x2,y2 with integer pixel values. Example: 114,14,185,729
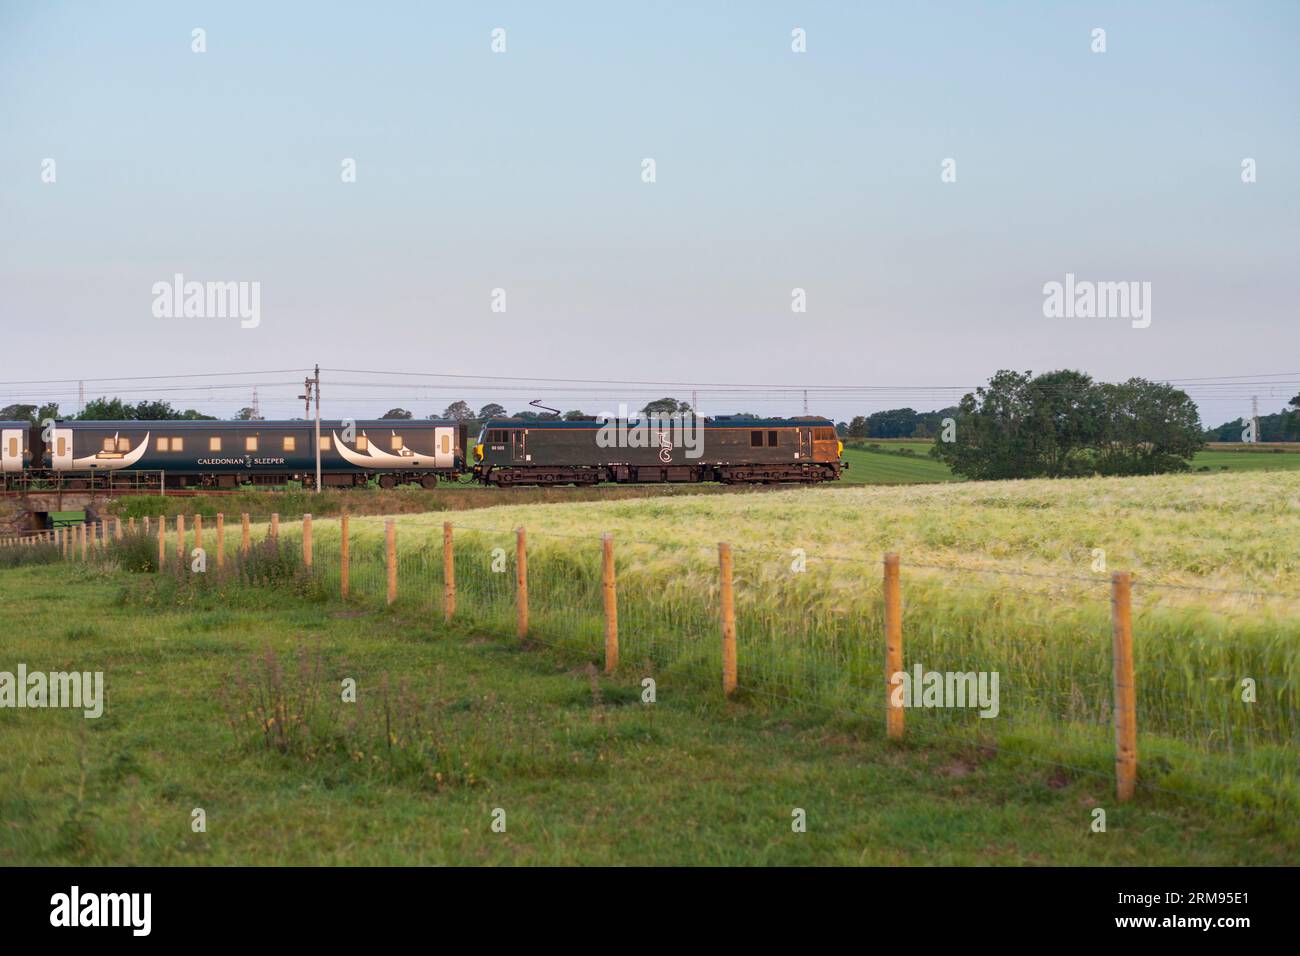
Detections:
5,511,1297,814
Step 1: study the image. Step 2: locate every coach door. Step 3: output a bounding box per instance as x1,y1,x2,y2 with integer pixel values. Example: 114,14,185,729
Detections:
433,426,455,468
511,429,528,462
51,427,74,470
1,427,23,473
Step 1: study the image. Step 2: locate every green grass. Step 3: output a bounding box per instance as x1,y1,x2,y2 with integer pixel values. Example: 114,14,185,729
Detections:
1,562,1294,865
837,440,1300,484
840,444,960,484
1192,449,1300,472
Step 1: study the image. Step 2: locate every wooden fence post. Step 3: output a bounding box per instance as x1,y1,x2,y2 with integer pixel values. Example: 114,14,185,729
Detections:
884,553,905,740
385,519,397,605
80,523,87,561
241,513,250,554
114,517,122,541
144,515,150,536
1111,571,1138,802
516,527,528,639
194,514,203,553
302,513,313,568
442,522,455,621
215,513,225,571
176,514,185,566
270,513,279,540
157,516,165,570
61,528,68,559
719,542,737,696
602,533,618,672
340,514,350,598
128,516,136,534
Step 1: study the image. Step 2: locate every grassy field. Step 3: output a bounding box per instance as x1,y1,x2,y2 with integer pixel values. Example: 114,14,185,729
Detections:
1,561,1294,865
839,439,1300,484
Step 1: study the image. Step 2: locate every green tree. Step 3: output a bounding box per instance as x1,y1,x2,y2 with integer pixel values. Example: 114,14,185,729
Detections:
847,416,868,438
441,401,473,420
641,397,692,416
78,397,133,420
1095,378,1203,475
381,408,413,419
477,403,507,420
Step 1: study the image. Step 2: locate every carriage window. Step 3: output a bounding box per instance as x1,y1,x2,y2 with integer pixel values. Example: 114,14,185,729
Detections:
117,437,130,452
283,436,296,451
172,437,183,452
356,435,368,451
209,437,222,451
390,434,403,451
768,431,779,446
245,437,258,452
157,437,170,452
57,437,67,456
7,437,17,457
750,431,763,447
102,438,115,452
440,434,451,454
320,436,331,450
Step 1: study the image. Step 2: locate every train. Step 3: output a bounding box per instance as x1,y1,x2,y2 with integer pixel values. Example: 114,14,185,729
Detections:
0,415,845,489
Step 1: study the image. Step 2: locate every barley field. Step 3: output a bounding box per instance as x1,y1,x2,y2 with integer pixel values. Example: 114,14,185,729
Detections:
237,471,1300,817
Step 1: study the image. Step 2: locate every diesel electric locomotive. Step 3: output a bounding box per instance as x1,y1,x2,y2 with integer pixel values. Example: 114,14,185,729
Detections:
472,417,844,486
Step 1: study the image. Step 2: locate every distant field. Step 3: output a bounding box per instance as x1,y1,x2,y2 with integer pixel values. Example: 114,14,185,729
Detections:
840,440,1300,482
840,444,959,484
1193,449,1300,471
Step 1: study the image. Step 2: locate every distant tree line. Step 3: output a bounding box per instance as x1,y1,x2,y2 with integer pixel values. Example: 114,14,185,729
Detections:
1202,394,1300,442
0,399,215,423
929,370,1204,479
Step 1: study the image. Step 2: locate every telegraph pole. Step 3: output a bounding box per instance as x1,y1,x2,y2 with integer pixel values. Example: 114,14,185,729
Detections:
299,366,322,493
1251,395,1260,444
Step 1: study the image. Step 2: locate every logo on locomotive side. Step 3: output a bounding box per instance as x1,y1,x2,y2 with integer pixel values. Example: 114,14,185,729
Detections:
596,404,703,459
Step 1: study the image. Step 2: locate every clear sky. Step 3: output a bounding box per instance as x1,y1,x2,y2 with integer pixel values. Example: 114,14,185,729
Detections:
1,1,1296,424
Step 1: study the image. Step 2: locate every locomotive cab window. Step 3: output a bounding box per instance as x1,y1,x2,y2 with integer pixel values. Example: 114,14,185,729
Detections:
283,436,296,451
750,431,763,447
768,431,779,446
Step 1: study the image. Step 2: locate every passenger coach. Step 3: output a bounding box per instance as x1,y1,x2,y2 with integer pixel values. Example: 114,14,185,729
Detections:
44,419,467,489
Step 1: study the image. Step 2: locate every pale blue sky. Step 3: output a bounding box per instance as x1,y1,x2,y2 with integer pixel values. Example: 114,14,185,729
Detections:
1,1,1296,423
